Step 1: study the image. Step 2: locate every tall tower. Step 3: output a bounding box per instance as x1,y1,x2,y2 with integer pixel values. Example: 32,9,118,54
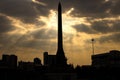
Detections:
56,2,67,66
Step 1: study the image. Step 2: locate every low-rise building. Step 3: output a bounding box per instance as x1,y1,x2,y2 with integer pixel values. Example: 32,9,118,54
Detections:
92,50,120,67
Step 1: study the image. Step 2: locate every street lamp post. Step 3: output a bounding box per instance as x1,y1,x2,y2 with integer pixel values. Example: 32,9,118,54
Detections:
91,38,95,55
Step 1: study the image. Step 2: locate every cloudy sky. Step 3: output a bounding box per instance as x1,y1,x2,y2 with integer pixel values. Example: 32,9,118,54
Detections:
0,0,120,66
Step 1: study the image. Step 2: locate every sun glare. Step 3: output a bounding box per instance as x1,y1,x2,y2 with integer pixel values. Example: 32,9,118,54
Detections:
38,8,89,34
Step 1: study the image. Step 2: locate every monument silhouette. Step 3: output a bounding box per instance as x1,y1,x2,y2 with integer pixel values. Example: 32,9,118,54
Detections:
43,2,67,67
56,2,67,66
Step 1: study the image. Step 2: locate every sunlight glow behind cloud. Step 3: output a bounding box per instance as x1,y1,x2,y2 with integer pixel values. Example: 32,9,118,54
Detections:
38,8,89,35
32,0,47,6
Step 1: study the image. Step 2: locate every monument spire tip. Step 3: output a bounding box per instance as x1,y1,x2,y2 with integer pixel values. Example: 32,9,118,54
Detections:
59,1,61,5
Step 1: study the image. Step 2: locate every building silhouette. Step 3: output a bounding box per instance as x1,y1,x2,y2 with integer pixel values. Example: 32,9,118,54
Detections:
92,50,120,67
18,57,42,71
18,61,34,71
0,54,17,68
44,52,56,66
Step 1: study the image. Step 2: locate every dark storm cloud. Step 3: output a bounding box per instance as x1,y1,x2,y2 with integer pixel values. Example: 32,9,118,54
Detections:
73,21,111,34
73,20,120,34
113,21,120,31
110,0,120,15
0,33,23,51
0,0,120,49
0,0,48,23
69,0,112,17
0,0,119,25
12,28,74,49
91,21,111,34
37,0,58,10
0,0,119,24
18,27,75,48
0,34,13,46
98,33,120,43
17,39,57,50
66,0,119,17
73,24,96,34
38,0,120,36
6,28,57,49
0,28,57,50
0,0,46,46
91,20,120,34
31,28,57,39
0,15,15,33
37,0,111,17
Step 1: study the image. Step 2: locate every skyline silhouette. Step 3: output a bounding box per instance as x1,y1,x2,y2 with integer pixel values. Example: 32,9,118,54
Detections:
0,2,120,80
0,0,120,66
0,2,119,68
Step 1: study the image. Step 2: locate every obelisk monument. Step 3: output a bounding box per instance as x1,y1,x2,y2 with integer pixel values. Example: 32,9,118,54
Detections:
56,2,67,66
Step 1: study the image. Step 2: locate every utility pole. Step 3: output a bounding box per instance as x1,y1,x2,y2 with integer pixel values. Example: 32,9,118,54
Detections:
91,38,95,55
